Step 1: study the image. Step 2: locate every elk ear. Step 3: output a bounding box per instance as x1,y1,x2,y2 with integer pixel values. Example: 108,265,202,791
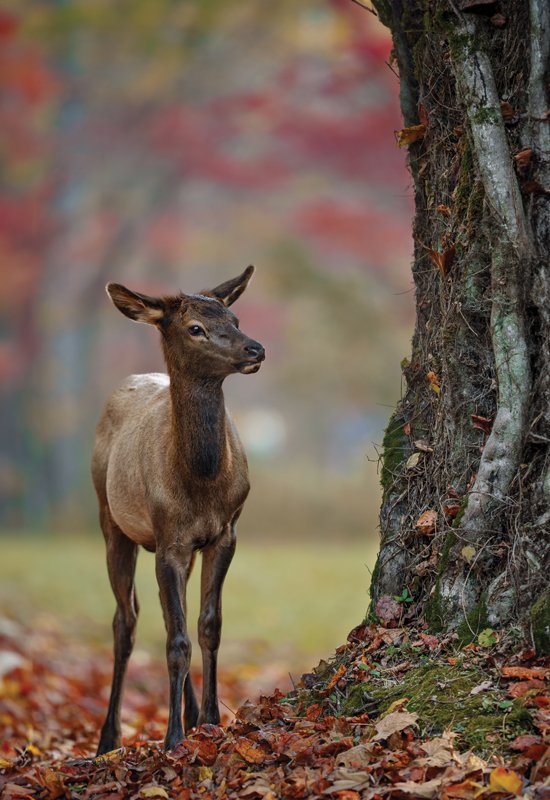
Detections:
106,283,167,325
204,265,255,307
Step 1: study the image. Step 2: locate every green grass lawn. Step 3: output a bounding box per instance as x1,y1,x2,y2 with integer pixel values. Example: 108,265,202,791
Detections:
0,535,377,675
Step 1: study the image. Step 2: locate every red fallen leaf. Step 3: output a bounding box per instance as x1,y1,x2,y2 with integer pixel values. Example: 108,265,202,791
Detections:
520,648,537,661
419,632,440,649
513,148,533,174
234,737,270,765
508,679,546,698
502,666,548,680
305,703,324,721
443,501,461,519
510,734,543,751
427,246,456,276
395,124,426,147
471,414,493,434
316,737,354,758
521,179,550,195
375,595,402,625
533,695,550,708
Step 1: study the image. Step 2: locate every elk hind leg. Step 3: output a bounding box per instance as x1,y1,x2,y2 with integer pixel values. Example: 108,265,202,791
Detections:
97,511,139,756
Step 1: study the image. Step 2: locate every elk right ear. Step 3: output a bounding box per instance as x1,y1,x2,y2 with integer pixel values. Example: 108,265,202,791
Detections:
106,283,166,325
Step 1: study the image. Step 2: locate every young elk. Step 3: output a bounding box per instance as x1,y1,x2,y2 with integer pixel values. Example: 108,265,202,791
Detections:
92,267,264,755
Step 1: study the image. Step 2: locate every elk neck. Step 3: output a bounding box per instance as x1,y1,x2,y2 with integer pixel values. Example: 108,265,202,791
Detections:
166,361,228,481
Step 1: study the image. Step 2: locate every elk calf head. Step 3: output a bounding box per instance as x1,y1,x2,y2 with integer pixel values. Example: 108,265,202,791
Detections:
107,266,264,379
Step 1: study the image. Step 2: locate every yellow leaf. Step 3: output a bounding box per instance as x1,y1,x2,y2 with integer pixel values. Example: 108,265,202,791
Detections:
461,545,476,563
386,698,410,713
406,452,421,470
26,744,41,757
489,767,523,796
140,788,170,799
0,757,12,768
197,766,213,781
395,124,426,147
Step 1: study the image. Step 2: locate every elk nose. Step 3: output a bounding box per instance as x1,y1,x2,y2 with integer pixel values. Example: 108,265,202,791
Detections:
245,341,265,360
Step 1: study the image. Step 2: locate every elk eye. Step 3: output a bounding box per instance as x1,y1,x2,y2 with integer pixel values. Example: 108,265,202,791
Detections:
188,324,205,337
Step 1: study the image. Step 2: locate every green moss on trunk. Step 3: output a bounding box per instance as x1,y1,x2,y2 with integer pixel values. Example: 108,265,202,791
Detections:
530,589,550,654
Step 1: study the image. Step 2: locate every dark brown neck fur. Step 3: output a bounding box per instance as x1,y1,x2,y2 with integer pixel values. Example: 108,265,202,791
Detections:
165,355,226,481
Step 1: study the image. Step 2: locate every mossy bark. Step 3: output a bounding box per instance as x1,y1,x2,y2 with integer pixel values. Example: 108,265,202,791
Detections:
370,0,550,650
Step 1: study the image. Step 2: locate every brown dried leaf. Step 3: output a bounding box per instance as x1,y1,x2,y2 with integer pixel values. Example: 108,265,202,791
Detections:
427,246,456,276
513,147,533,174
373,710,418,741
375,595,402,625
508,679,546,698
471,414,493,434
415,509,437,535
436,204,452,217
234,738,270,765
395,124,426,147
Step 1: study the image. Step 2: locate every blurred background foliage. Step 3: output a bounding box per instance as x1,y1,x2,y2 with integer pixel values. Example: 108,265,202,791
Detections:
0,0,413,669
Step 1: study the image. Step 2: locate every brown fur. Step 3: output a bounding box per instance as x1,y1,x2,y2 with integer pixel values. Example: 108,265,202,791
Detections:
93,267,264,754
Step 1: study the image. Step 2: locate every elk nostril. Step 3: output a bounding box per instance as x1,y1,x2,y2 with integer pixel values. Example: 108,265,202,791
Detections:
245,343,265,359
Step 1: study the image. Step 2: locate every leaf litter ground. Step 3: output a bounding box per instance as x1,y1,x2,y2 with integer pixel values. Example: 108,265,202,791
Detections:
1,616,549,799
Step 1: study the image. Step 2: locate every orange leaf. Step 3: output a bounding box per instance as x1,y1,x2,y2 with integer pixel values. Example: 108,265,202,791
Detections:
234,738,269,765
415,509,438,535
403,422,411,436
489,767,523,796
436,204,451,217
427,246,456,276
325,663,347,692
444,778,485,798
501,666,548,680
508,679,546,698
395,124,426,147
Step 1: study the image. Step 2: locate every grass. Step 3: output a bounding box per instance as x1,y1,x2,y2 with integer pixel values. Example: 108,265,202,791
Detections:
0,534,378,675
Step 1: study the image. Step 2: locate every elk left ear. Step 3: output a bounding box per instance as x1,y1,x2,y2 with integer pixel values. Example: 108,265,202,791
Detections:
204,265,255,307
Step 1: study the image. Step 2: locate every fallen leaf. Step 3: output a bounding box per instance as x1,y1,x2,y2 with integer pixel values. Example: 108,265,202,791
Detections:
444,778,486,798
325,663,347,692
443,501,461,519
508,679,546,698
489,767,523,796
436,204,451,217
426,371,441,392
471,414,493,434
395,124,426,147
234,738,270,765
427,246,456,276
414,439,433,452
415,509,438,535
406,452,421,469
373,710,418,741
502,666,548,680
477,628,497,647
500,100,516,122
509,733,543,751
403,422,411,436
469,680,492,695
140,788,170,799
392,777,444,797
513,147,533,174
461,545,476,563
375,595,402,625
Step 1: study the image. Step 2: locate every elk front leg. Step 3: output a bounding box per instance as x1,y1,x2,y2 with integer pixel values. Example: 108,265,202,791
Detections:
198,527,236,725
156,544,194,750
97,517,139,756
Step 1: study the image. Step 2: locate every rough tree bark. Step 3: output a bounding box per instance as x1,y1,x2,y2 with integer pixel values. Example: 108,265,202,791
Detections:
369,0,550,651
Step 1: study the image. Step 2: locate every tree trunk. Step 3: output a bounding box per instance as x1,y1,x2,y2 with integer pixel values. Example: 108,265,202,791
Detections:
369,0,550,650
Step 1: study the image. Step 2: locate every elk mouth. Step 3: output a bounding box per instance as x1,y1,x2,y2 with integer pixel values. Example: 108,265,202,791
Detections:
235,358,263,374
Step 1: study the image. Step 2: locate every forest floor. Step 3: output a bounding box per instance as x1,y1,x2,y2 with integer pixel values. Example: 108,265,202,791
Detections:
0,614,549,799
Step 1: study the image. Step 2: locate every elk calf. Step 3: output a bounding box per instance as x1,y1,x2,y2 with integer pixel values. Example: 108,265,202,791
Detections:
92,267,264,755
